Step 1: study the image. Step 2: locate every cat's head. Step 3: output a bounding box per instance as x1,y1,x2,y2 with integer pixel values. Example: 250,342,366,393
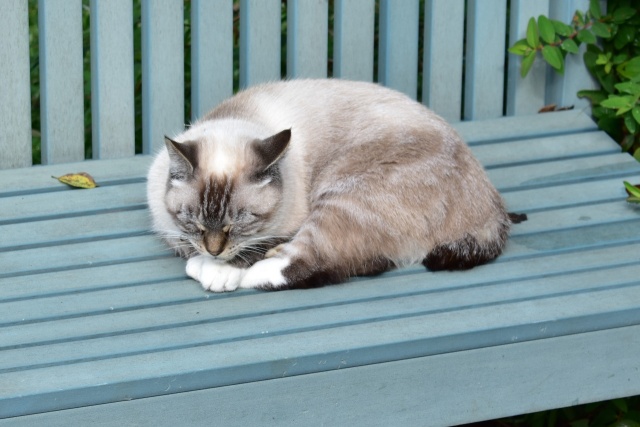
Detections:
162,128,291,261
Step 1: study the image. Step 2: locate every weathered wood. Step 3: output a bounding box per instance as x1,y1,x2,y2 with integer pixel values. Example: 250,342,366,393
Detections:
90,0,135,159
287,0,328,78
546,0,600,111
378,0,420,99
333,0,375,81
464,0,508,120
239,0,281,87
422,0,465,121
190,0,233,119
141,0,185,154
0,0,32,168
506,0,550,116
4,325,636,427
38,0,85,164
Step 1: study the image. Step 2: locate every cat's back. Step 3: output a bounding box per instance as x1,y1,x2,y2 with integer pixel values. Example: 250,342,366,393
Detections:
205,79,441,134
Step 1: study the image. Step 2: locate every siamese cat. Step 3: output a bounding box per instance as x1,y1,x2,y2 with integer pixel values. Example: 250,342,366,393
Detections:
147,79,512,292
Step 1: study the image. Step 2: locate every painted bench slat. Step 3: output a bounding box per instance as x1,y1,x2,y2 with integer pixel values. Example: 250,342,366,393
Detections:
4,324,636,427
506,0,550,116
0,0,32,169
4,260,640,375
0,110,596,195
378,0,420,99
488,153,640,191
464,0,508,120
8,324,637,427
0,236,167,279
141,0,185,154
0,209,149,252
38,0,85,164
90,0,135,159
546,0,600,111
287,0,328,79
333,0,375,81
190,0,234,120
239,0,281,88
4,238,640,347
0,183,147,225
3,176,638,254
2,271,639,418
422,0,465,121
0,130,616,223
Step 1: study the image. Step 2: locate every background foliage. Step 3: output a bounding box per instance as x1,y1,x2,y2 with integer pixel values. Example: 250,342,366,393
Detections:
509,0,640,160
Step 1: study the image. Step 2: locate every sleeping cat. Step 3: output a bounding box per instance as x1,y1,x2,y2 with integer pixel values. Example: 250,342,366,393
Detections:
147,79,511,292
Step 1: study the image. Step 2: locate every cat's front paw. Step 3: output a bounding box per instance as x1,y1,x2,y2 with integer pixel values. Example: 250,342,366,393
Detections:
186,255,246,292
240,256,290,290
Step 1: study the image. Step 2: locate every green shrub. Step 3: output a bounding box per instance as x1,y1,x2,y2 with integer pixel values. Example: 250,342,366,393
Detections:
508,0,640,160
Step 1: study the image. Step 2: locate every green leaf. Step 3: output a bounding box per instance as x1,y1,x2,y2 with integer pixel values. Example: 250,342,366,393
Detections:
551,20,573,37
612,6,636,23
615,25,635,50
613,53,629,65
538,15,556,44
577,89,607,105
610,419,640,427
596,53,610,65
561,38,579,54
612,398,628,413
542,45,564,72
601,95,635,114
526,17,540,48
589,0,602,19
615,81,640,95
508,39,531,56
626,114,638,134
634,149,640,163
633,107,640,125
521,51,536,78
618,57,640,80
591,21,611,38
624,181,640,198
627,196,640,204
577,29,597,44
621,134,636,152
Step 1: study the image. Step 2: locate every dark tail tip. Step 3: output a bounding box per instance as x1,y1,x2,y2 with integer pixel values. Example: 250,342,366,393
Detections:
508,212,528,224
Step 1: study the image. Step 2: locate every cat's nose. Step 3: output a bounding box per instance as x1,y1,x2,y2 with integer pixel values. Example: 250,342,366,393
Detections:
204,232,226,256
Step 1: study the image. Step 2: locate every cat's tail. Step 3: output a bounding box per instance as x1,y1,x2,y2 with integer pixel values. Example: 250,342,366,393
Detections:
422,211,526,271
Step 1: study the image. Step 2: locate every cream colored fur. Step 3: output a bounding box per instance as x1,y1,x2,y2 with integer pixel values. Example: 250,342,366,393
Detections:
147,79,510,292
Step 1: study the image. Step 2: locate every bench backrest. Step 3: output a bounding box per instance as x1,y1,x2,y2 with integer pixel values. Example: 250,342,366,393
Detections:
0,0,597,170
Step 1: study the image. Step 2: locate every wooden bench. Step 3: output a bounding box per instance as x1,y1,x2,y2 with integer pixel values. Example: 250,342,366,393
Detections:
1,1,639,425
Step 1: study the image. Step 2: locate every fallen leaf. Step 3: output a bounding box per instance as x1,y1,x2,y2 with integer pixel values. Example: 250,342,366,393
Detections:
538,104,574,113
52,172,98,189
538,104,557,113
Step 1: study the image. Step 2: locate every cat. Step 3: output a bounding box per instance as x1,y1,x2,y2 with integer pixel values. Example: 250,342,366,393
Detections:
147,79,512,292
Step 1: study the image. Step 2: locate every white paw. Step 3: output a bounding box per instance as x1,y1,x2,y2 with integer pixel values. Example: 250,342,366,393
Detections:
240,256,290,290
186,255,246,292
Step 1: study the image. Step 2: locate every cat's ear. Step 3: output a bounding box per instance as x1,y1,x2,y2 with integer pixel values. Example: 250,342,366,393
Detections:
165,136,198,180
252,129,291,171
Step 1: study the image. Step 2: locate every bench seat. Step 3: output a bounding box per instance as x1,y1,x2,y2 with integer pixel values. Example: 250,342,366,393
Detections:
1,110,640,426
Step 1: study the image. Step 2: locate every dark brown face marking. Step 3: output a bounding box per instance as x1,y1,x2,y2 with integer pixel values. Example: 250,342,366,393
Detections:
200,176,234,230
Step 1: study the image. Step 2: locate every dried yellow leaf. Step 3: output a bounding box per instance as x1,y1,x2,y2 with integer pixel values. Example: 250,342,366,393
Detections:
52,172,98,189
